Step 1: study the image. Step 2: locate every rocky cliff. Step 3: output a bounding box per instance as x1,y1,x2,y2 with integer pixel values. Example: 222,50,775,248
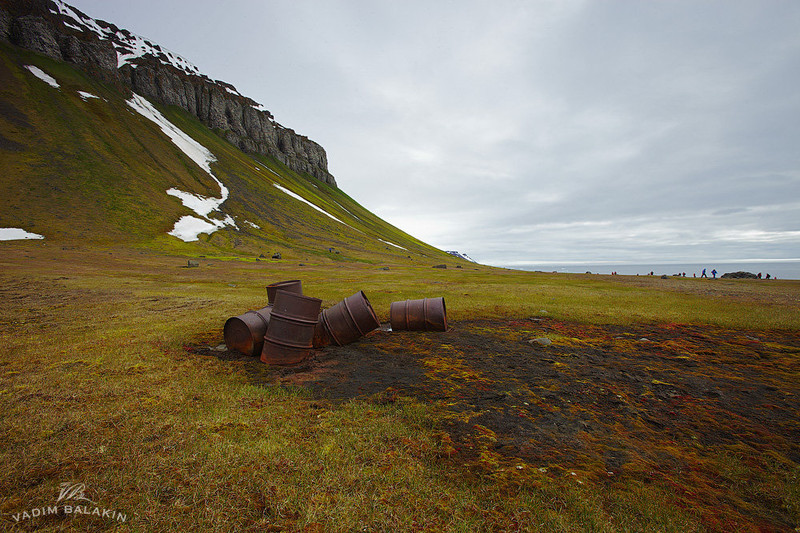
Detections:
0,0,336,186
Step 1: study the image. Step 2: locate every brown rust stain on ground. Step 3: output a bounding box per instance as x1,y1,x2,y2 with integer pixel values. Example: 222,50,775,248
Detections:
193,318,800,530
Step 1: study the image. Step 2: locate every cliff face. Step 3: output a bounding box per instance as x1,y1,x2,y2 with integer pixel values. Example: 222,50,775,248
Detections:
0,0,336,186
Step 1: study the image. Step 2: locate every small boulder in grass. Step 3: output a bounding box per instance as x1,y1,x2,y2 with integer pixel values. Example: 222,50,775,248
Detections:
529,337,552,346
187,259,199,268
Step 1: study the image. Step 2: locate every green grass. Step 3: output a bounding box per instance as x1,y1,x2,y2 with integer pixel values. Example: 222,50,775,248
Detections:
1,245,798,531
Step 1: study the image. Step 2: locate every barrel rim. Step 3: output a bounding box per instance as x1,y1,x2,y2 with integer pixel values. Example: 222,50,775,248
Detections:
224,316,257,355
266,279,303,304
271,290,322,322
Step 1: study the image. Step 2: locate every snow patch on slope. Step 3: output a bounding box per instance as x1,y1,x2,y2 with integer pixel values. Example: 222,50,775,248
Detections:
379,238,407,250
273,184,359,232
126,93,236,241
25,65,59,88
0,228,45,241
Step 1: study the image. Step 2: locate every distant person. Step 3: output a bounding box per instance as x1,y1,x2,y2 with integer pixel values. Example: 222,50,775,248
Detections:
701,268,707,278
711,269,717,279
758,272,762,279
766,273,771,279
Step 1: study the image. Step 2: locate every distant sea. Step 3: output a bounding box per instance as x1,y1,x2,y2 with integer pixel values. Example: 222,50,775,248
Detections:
511,261,800,280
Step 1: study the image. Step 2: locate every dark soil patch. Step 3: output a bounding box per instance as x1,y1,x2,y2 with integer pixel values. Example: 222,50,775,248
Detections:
191,318,800,530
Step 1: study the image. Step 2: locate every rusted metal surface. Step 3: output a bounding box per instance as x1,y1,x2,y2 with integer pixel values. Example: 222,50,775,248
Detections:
321,290,380,346
312,314,332,348
223,306,272,356
224,279,449,361
261,290,322,365
266,279,302,305
390,297,448,332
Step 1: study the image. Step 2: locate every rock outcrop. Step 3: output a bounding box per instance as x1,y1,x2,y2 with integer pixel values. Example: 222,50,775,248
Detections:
720,271,758,279
0,0,336,186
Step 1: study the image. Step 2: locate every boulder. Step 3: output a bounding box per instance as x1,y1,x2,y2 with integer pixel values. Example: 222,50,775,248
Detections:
720,271,758,279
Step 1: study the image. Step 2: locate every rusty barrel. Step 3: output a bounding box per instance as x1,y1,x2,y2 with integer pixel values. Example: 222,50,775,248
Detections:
320,291,381,346
223,306,272,356
266,279,302,305
312,314,332,348
261,290,322,365
390,297,447,332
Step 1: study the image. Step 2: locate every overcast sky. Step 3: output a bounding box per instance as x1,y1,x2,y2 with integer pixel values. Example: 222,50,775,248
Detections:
66,0,800,267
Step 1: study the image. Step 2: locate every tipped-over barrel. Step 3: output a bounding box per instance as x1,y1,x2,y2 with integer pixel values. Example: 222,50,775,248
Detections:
266,279,302,305
390,297,447,332
261,290,322,365
312,314,332,348
223,306,273,356
321,290,381,346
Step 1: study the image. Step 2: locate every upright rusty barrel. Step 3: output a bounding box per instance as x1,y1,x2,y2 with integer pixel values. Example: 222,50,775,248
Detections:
223,306,273,356
390,297,447,332
261,290,322,365
321,290,381,346
266,279,302,305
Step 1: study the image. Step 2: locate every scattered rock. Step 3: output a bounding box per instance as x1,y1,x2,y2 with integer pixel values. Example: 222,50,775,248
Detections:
529,337,552,346
272,252,282,259
432,264,447,269
660,275,669,279
638,338,650,342
214,344,226,351
721,271,758,279
187,259,199,268
379,267,390,271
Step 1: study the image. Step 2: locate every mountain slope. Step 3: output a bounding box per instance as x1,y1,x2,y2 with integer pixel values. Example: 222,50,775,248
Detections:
0,41,453,264
0,0,336,185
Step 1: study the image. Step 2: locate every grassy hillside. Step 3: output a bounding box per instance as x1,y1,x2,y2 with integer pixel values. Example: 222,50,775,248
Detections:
0,42,453,265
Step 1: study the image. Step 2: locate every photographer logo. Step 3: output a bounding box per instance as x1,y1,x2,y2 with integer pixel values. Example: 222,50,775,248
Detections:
9,482,126,524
